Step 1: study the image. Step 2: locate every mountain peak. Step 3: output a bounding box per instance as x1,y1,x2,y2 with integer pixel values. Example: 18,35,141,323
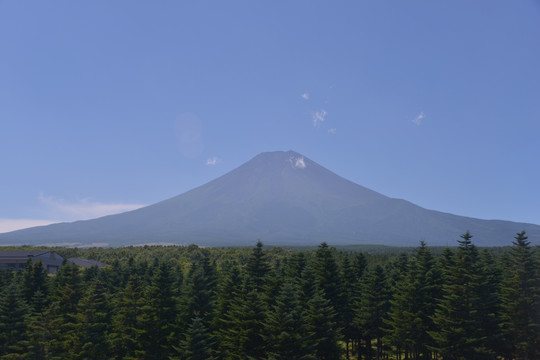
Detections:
239,150,310,174
252,150,305,162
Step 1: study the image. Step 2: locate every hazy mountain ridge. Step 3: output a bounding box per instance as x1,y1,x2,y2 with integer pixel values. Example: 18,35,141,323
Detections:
1,150,539,247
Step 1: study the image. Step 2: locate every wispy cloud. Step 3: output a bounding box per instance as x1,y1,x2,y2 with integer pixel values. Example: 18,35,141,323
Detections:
412,111,424,125
0,196,146,234
39,194,144,221
312,109,327,127
328,128,337,134
206,156,218,166
301,92,309,100
0,218,59,234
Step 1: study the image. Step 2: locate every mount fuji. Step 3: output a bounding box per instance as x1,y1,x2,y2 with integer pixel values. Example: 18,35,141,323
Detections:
1,150,539,247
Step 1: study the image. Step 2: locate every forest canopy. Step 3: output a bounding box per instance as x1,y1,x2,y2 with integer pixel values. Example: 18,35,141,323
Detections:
0,231,538,360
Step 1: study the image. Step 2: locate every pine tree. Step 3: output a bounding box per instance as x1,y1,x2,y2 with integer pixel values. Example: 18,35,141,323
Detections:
429,231,496,360
313,243,343,309
245,240,270,293
0,283,29,359
287,252,307,281
181,256,217,327
384,242,441,360
381,252,409,360
213,262,241,326
175,256,218,358
304,288,342,360
354,265,390,360
174,315,216,360
21,260,49,305
387,253,409,291
47,262,83,358
0,268,14,293
263,281,313,359
139,261,179,360
476,249,502,357
218,282,267,359
341,255,356,359
23,290,53,360
299,264,318,304
110,274,146,359
73,280,112,360
341,253,368,359
438,247,455,285
500,231,540,360
349,252,368,358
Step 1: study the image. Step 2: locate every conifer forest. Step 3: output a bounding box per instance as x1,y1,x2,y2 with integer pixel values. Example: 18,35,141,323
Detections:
0,231,539,360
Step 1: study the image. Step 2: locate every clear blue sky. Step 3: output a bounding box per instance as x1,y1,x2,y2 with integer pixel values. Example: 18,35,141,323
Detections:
1,1,539,234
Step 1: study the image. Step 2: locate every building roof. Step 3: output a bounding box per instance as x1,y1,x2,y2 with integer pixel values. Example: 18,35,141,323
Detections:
0,250,51,258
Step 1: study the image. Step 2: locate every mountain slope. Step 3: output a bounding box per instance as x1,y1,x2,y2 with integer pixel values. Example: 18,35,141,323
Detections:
1,151,539,247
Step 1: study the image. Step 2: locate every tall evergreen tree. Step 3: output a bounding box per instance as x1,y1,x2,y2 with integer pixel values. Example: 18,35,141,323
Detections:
387,253,409,290
287,252,307,281
438,247,455,285
354,265,390,360
348,252,368,358
213,243,270,358
313,240,345,355
476,249,503,357
218,282,267,359
245,240,270,293
384,242,441,360
21,260,49,306
500,231,540,360
110,274,146,359
299,264,318,304
174,315,216,360
0,283,28,359
47,262,83,358
353,253,368,280
213,262,241,335
342,253,370,359
313,243,343,309
263,281,313,359
181,256,217,327
22,290,50,360
0,269,14,293
140,261,178,360
177,256,218,358
341,255,356,359
304,288,342,360
429,231,496,360
73,280,112,360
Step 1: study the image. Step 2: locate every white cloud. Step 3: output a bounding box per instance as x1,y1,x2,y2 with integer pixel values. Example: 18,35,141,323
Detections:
412,111,424,125
312,109,327,127
0,218,59,234
328,128,337,134
206,156,218,166
301,92,309,100
39,194,145,221
0,196,146,234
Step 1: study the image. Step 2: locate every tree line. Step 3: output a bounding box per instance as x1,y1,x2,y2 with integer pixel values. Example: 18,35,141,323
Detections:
0,231,538,360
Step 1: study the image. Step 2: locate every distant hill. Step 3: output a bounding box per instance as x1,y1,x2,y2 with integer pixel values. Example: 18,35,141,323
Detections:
1,150,539,247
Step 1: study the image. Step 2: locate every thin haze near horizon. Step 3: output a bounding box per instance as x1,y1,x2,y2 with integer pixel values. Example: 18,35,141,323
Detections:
1,1,539,234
